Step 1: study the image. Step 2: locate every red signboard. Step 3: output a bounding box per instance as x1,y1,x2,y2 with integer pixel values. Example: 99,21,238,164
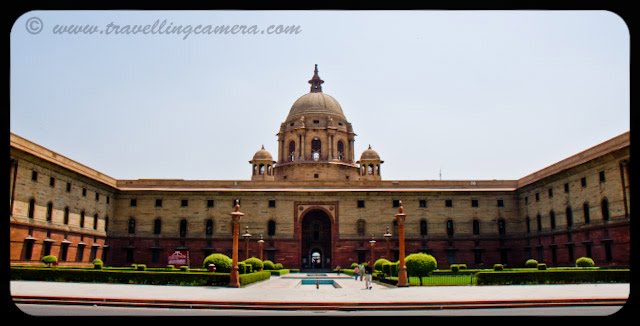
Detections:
168,250,189,266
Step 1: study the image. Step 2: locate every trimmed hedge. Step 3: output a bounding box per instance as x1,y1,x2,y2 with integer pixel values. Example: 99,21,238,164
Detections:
42,255,58,267
180,266,189,272
525,259,539,268
136,264,147,271
475,270,630,285
269,269,290,276
202,253,232,272
243,257,264,272
451,265,459,273
274,263,283,270
262,260,276,271
537,263,547,270
405,253,437,278
11,267,272,287
374,258,391,272
576,257,595,267
493,264,504,271
289,269,301,273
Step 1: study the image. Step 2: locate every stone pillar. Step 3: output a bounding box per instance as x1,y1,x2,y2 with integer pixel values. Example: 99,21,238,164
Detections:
395,202,408,287
229,202,244,288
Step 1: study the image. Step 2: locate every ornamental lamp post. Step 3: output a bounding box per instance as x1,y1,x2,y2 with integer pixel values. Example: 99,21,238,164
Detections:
257,234,265,261
242,226,252,261
369,234,376,267
383,226,392,260
394,200,409,287
229,200,244,288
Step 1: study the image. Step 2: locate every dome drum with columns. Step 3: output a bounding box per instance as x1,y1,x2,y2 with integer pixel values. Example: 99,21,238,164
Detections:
252,65,382,182
249,145,276,181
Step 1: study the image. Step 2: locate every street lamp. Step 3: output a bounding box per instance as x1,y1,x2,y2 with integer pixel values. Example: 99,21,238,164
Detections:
369,234,376,267
394,200,409,287
383,226,392,260
242,226,252,261
257,234,264,261
229,200,244,288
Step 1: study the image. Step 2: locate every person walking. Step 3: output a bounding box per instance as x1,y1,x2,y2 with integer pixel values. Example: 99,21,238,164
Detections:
353,265,359,281
358,263,365,281
364,264,373,289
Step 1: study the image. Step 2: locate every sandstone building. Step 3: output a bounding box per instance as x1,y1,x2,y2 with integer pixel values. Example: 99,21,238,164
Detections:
9,65,630,269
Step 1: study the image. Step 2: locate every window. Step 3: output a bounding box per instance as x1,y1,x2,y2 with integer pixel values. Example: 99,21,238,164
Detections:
420,219,428,236
43,241,52,256
474,250,482,264
567,244,574,262
536,214,542,232
95,193,99,202
599,171,606,183
314,173,319,179
524,197,528,205
66,182,71,192
179,219,187,238
445,199,453,207
337,141,344,160
181,199,188,207
311,138,321,159
392,200,400,208
357,200,365,208
31,170,38,181
151,249,160,263
76,244,85,262
585,242,592,258
604,242,613,262
581,177,587,188
498,219,506,235
206,219,214,236
24,240,34,260
601,198,610,221
104,216,109,232
288,141,296,161
550,210,556,229
583,202,590,224
471,199,479,207
155,199,163,207
154,218,162,235
28,198,35,219
446,220,454,236
268,220,276,236
526,216,531,234
566,207,573,228
49,177,55,187
93,214,98,230
107,196,110,204
419,200,427,208
551,246,558,265
472,220,480,235
233,199,241,207
268,200,276,208
356,219,366,236
548,188,553,198
126,248,134,263
63,207,69,224
564,183,570,193
207,199,214,208
82,188,87,197
393,220,398,236
313,119,319,124
80,210,85,228
497,199,504,207
46,202,53,222
128,218,136,234
535,193,540,202
130,199,137,207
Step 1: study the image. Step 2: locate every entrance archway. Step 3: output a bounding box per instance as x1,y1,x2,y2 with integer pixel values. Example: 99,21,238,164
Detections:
300,209,332,269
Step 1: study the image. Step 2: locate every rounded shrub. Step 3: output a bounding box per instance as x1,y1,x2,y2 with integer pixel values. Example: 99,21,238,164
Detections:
180,266,190,272
136,264,147,271
525,259,539,268
263,260,276,271
405,253,437,278
537,263,547,270
202,253,232,272
350,262,358,268
238,262,247,274
92,258,103,269
274,263,283,270
576,257,595,267
243,257,264,272
42,255,58,267
451,265,460,273
493,264,504,271
373,258,391,272
458,264,467,269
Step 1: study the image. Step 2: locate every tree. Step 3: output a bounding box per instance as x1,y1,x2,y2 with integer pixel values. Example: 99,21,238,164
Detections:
405,253,437,285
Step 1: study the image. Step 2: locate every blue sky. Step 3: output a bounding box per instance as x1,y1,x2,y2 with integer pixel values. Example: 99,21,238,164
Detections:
10,10,629,181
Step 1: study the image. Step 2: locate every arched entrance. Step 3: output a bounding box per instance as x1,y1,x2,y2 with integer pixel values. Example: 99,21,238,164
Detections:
300,209,332,269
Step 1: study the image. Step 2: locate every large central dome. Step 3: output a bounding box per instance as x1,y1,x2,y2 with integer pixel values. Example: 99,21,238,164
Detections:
285,64,346,122
286,92,346,121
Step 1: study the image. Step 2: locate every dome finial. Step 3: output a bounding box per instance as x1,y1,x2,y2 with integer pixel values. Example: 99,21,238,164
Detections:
308,64,324,93
261,144,265,150
368,144,372,149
